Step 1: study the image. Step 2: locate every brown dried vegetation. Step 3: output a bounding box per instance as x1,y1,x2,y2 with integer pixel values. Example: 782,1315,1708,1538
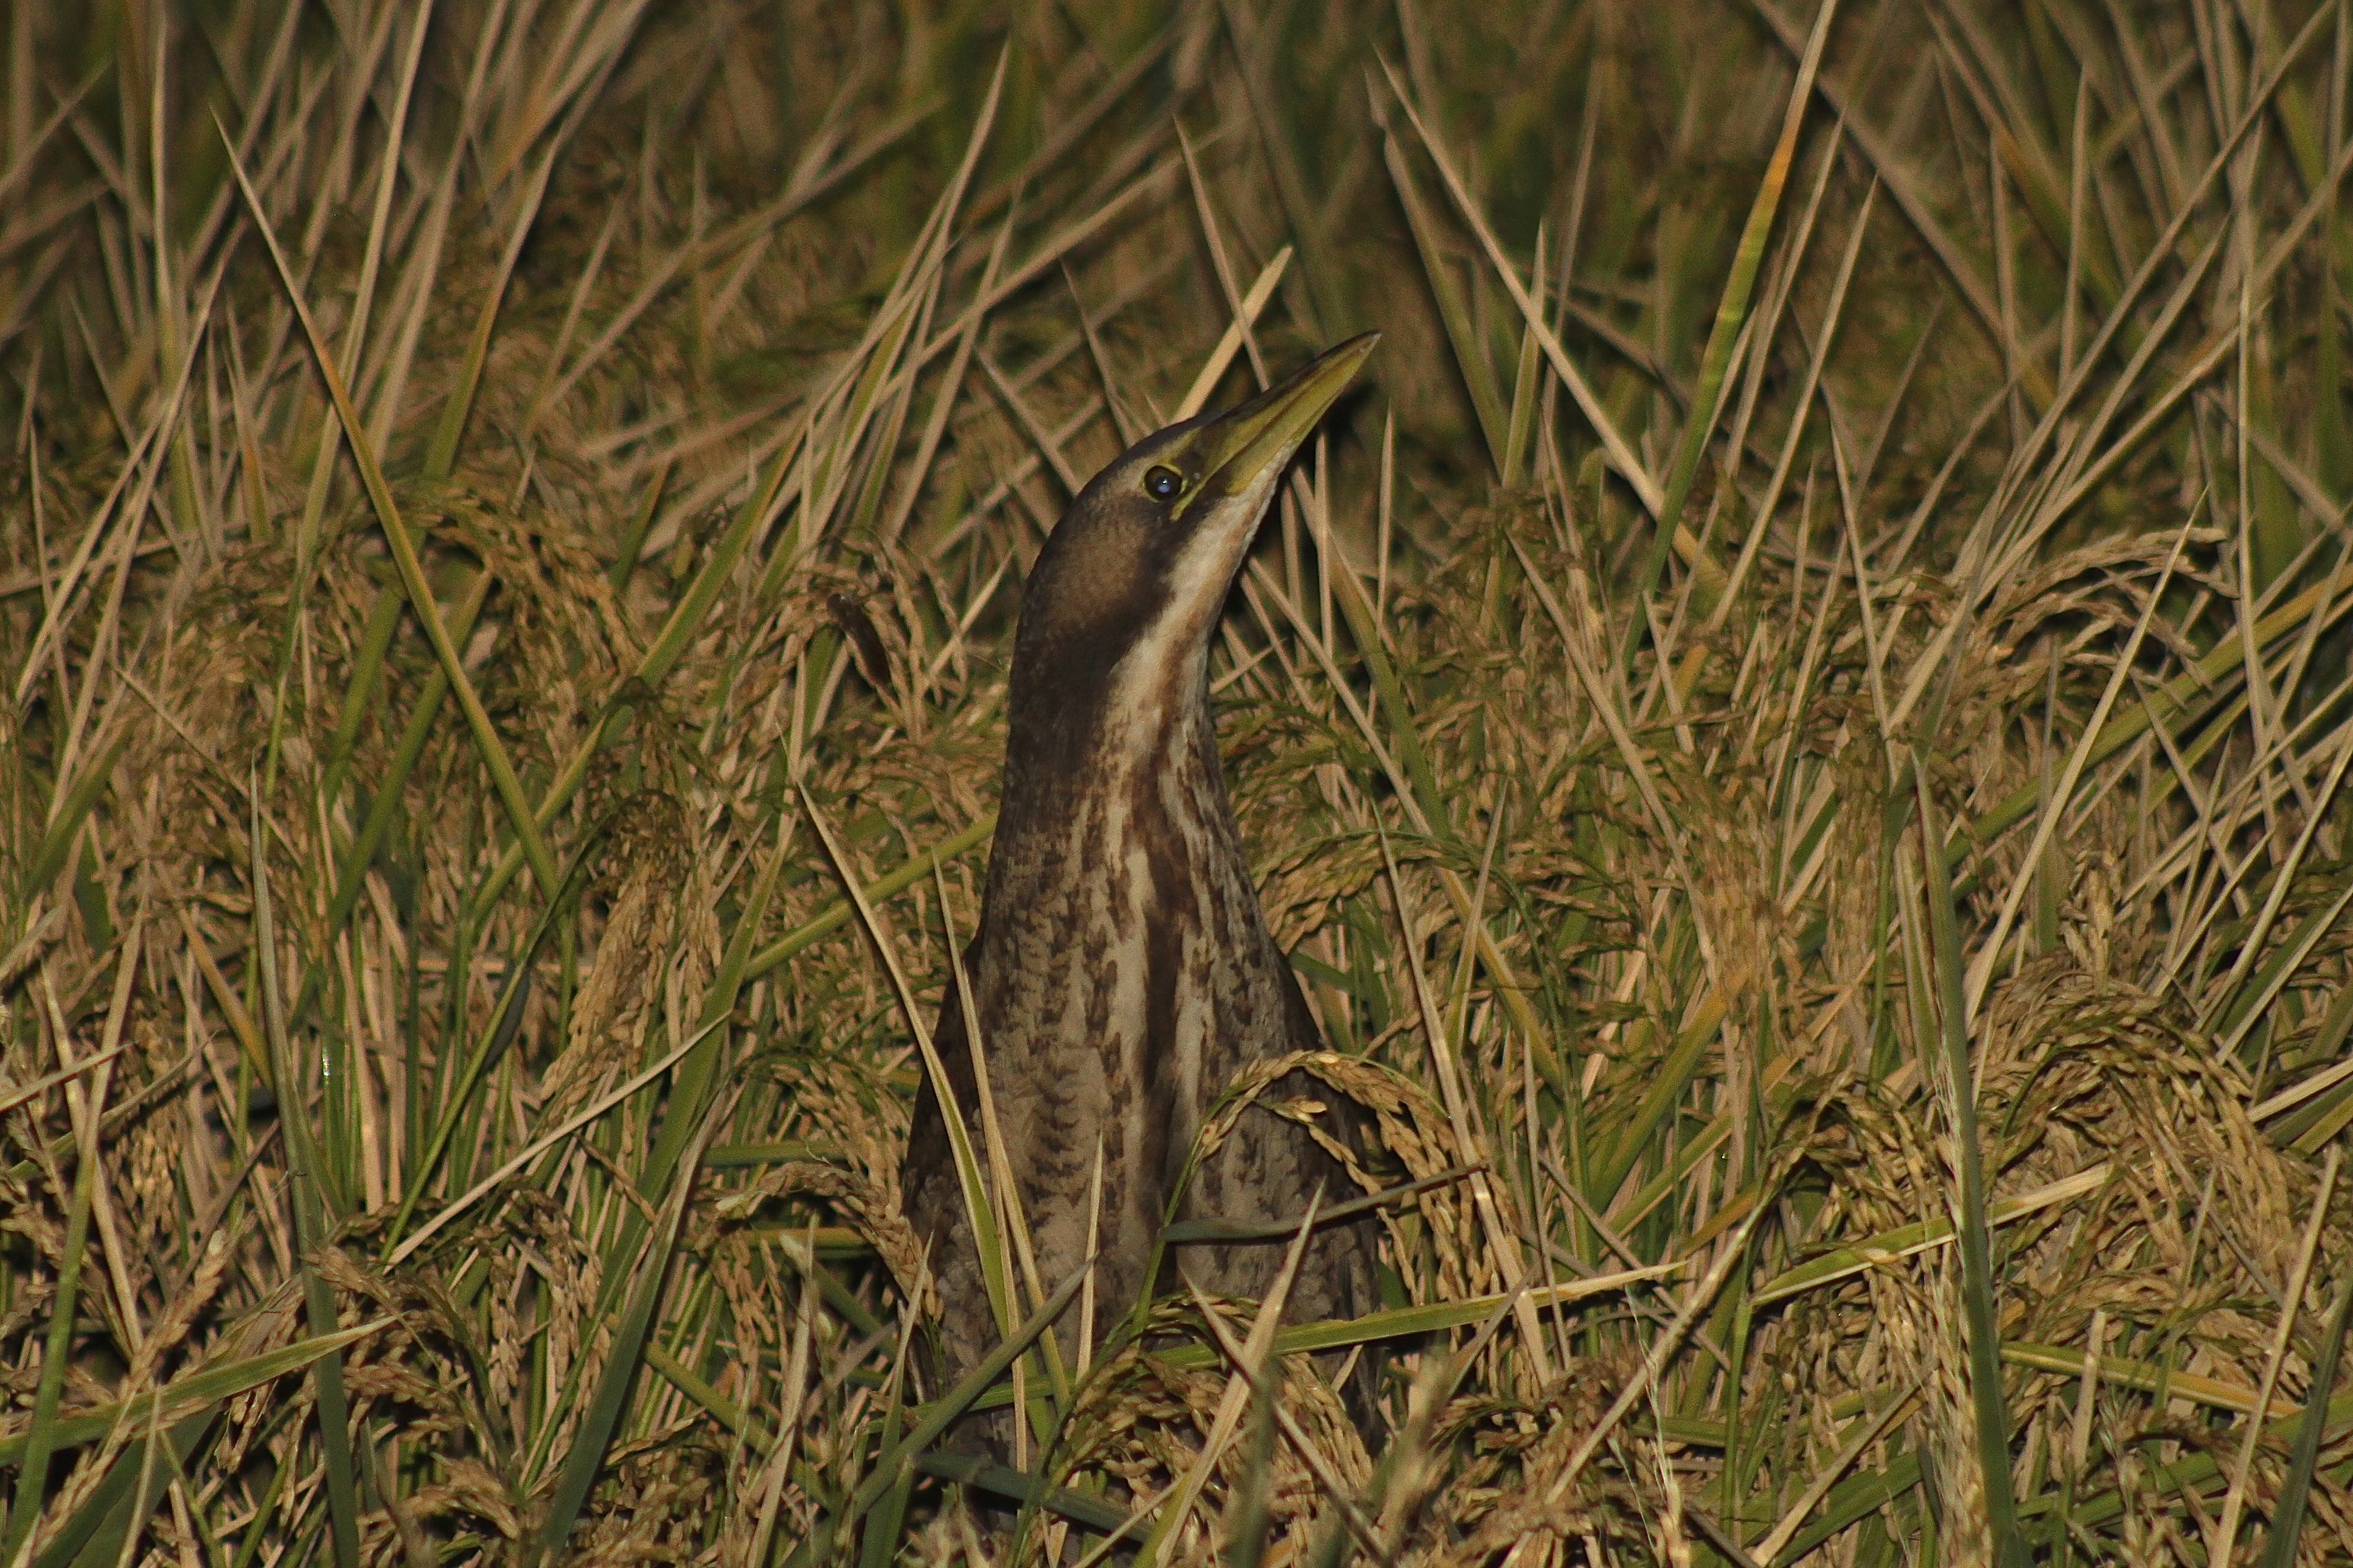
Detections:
0,2,2350,1565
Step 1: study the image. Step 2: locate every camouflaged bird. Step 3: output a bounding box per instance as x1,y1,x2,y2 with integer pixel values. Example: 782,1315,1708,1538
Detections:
901,336,1382,1421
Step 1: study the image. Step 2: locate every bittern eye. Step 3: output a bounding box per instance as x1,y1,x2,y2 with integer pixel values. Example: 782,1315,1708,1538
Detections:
1142,465,1184,500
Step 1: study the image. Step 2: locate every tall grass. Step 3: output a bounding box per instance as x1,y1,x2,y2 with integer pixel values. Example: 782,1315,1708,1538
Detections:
1,1,2349,1563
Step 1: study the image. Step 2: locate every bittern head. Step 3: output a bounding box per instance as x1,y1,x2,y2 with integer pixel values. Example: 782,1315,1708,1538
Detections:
1010,333,1378,716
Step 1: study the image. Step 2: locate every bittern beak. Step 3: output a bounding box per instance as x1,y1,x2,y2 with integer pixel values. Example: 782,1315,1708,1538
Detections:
1173,331,1380,521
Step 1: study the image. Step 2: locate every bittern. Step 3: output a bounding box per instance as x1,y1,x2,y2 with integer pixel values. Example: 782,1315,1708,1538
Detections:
902,335,1381,1414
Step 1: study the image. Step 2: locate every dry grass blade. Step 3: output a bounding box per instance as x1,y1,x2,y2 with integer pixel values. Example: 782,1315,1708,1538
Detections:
2213,1145,2340,1559
535,1088,726,1561
1133,1194,1323,1568
1752,1165,2111,1306
1145,1258,1687,1368
1377,58,1661,517
0,1046,123,1119
1747,1386,1919,1564
1549,1200,1775,1505
1183,1289,1392,1568
2255,1266,2353,1568
384,1022,718,1268
218,127,562,901
1962,518,2198,1015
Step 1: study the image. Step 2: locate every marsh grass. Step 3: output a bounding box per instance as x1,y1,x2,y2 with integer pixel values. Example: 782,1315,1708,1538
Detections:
1,1,2351,1563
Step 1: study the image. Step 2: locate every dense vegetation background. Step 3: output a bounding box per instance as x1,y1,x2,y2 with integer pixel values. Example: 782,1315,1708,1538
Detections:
1,0,2350,1562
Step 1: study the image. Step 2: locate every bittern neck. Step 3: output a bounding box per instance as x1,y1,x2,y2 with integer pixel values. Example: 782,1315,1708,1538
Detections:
996,642,1232,875
974,642,1281,1314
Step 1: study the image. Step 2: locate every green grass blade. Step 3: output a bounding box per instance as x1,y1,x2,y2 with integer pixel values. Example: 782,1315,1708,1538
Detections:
1590,996,1729,1209
1628,0,1843,644
2253,1270,2353,1568
0,1038,108,1558
911,1451,1147,1542
1379,126,1509,470
0,1321,389,1468
249,802,362,1568
1753,1165,2110,1307
1911,752,2026,1567
380,839,596,1252
558,803,805,1316
1104,1259,1683,1373
21,735,128,900
856,1367,914,1568
384,1021,720,1270
1377,58,1660,515
841,1261,1091,1532
1768,1453,1925,1566
460,418,810,922
607,459,670,595
289,567,495,1031
534,1106,720,1559
41,1408,207,1568
312,583,406,811
2057,1384,2353,1532
1965,571,2353,855
806,805,1016,1356
220,129,562,902
742,814,994,981
421,142,559,482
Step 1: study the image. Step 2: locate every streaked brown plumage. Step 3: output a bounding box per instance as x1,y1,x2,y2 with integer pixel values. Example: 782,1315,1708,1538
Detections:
901,337,1381,1420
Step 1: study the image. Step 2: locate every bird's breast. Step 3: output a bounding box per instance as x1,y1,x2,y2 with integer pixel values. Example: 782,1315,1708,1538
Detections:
971,713,1293,1291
